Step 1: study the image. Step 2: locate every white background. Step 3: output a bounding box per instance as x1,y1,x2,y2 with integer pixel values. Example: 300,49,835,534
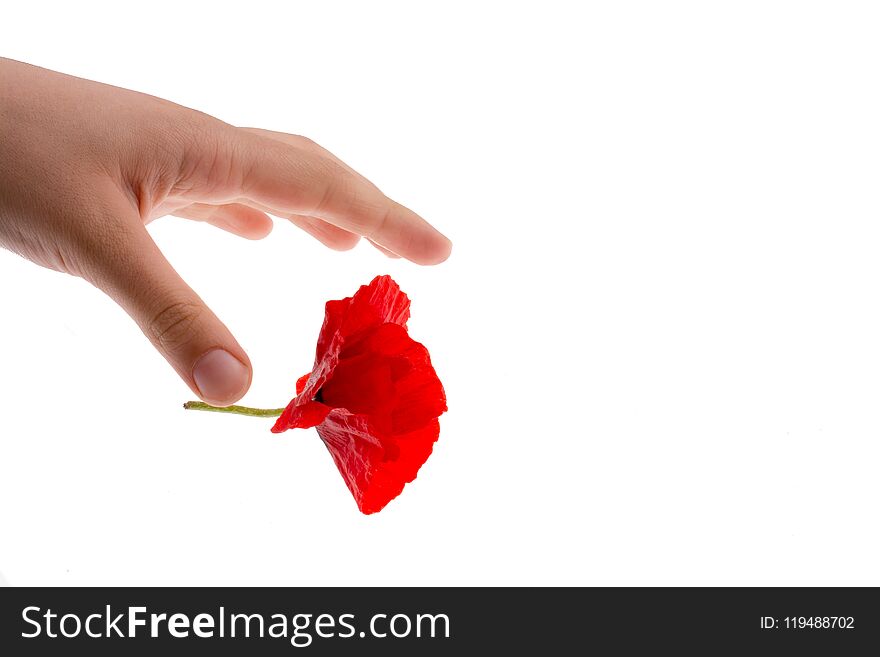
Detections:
1,1,879,586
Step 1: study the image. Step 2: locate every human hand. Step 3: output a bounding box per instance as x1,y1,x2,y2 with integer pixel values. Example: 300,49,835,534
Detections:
0,57,451,406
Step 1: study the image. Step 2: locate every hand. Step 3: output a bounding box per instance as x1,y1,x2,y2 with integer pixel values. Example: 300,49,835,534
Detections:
0,58,451,406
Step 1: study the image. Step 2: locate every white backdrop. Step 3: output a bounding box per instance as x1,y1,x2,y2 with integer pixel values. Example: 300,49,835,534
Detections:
2,1,880,586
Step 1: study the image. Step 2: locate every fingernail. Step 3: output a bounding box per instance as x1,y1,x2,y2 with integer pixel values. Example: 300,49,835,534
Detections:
192,349,250,405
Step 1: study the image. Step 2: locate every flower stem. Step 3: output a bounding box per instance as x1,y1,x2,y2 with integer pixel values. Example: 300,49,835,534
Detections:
183,401,285,418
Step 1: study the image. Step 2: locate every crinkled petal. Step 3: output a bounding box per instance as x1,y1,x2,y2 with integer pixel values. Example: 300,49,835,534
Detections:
295,372,311,396
340,274,411,339
316,409,439,514
271,400,331,433
298,275,411,404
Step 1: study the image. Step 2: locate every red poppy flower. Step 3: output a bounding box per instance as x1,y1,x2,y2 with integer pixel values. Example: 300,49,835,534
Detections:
271,275,447,514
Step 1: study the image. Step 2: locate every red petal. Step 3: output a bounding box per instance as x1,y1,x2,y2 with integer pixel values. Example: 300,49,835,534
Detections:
295,372,311,396
392,358,447,435
340,274,411,339
270,399,331,433
321,323,446,436
292,275,412,411
316,410,440,514
313,298,349,376
315,275,410,367
319,352,397,433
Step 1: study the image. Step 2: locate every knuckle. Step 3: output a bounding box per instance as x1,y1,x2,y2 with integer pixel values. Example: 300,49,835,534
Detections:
147,300,203,352
180,123,243,197
121,111,221,212
313,160,355,213
137,111,239,200
366,203,394,240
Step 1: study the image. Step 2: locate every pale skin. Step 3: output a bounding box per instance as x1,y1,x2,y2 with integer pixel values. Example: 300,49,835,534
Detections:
0,58,451,406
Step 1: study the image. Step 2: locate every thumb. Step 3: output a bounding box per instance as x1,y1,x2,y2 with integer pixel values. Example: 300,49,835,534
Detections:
84,214,252,406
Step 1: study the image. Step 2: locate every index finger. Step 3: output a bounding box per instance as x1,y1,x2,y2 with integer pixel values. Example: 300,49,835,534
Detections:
233,128,452,265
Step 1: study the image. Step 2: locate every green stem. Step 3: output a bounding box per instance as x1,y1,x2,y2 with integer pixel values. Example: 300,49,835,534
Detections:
183,401,285,418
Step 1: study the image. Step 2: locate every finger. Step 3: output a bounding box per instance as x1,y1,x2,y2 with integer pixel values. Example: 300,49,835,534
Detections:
239,128,413,257
288,214,361,251
232,127,452,265
231,196,361,251
368,239,401,258
239,128,363,178
82,198,252,406
172,202,274,240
